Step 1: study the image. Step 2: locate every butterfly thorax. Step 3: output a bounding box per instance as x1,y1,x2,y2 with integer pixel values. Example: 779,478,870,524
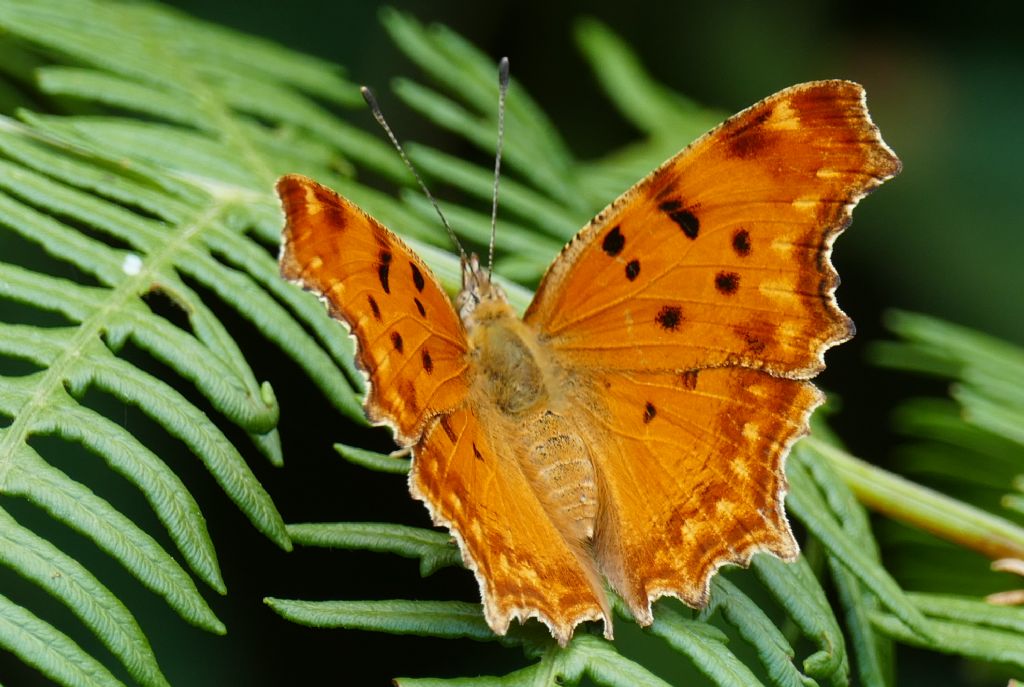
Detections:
458,254,544,414
464,296,544,415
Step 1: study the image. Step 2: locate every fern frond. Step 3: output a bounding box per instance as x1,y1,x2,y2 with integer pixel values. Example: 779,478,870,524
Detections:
702,577,816,687
286,521,461,577
750,556,848,682
878,311,1024,451
0,592,124,687
0,0,406,682
266,598,497,641
862,311,1024,619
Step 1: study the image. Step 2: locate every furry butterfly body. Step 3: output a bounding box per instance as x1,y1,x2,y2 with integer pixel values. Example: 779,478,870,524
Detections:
278,80,900,644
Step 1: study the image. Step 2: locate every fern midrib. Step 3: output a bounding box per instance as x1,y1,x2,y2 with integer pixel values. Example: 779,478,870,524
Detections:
0,200,233,478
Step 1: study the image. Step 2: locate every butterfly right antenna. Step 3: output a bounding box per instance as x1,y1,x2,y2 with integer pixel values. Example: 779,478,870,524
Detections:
487,57,510,280
361,86,467,263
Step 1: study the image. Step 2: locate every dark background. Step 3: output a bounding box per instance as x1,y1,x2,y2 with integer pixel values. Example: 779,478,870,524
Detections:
2,1,1022,685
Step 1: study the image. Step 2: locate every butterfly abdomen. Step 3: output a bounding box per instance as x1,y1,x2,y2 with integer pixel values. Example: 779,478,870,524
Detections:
466,299,548,415
521,411,598,542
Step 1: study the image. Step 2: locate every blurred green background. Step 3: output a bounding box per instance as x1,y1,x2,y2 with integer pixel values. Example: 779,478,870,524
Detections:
1,1,1021,685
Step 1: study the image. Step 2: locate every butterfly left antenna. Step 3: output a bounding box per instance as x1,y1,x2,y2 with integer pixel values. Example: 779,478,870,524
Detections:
360,86,466,261
487,57,510,280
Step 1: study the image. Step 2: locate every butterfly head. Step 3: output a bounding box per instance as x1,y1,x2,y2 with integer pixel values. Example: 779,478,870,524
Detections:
456,252,508,325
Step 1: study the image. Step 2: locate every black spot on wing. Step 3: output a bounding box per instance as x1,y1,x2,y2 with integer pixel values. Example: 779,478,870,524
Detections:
390,331,404,353
602,225,625,256
656,305,682,331
643,402,656,424
659,200,699,239
411,262,425,292
715,271,740,294
368,294,381,320
744,334,766,354
378,250,392,294
732,229,751,256
625,259,640,281
414,298,426,317
472,443,483,461
737,321,775,356
680,370,699,390
421,348,433,374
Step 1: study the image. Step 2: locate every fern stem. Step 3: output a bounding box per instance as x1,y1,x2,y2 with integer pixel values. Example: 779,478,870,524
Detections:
807,437,1024,560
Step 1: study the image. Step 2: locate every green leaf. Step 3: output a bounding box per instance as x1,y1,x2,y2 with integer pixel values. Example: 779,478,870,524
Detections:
0,508,170,686
703,577,815,687
573,17,720,141
751,556,848,682
334,443,412,474
287,522,461,576
264,599,496,641
787,452,933,639
0,592,126,687
561,635,675,687
645,605,764,687
0,0,395,679
870,611,1024,671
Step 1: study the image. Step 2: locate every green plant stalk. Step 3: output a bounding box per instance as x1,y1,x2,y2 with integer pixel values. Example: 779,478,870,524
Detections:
806,437,1024,560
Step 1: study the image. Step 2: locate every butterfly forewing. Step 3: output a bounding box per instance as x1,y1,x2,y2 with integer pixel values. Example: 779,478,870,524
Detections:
278,174,469,443
526,80,901,378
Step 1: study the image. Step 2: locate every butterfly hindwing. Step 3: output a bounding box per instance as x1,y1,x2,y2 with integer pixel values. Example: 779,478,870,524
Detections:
409,406,610,645
526,80,901,378
580,367,818,622
278,174,469,443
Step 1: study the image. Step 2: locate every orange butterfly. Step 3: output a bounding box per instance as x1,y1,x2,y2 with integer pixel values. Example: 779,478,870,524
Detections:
278,79,900,645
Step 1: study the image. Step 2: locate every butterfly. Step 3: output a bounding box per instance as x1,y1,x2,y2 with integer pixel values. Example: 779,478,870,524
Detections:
277,79,900,645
